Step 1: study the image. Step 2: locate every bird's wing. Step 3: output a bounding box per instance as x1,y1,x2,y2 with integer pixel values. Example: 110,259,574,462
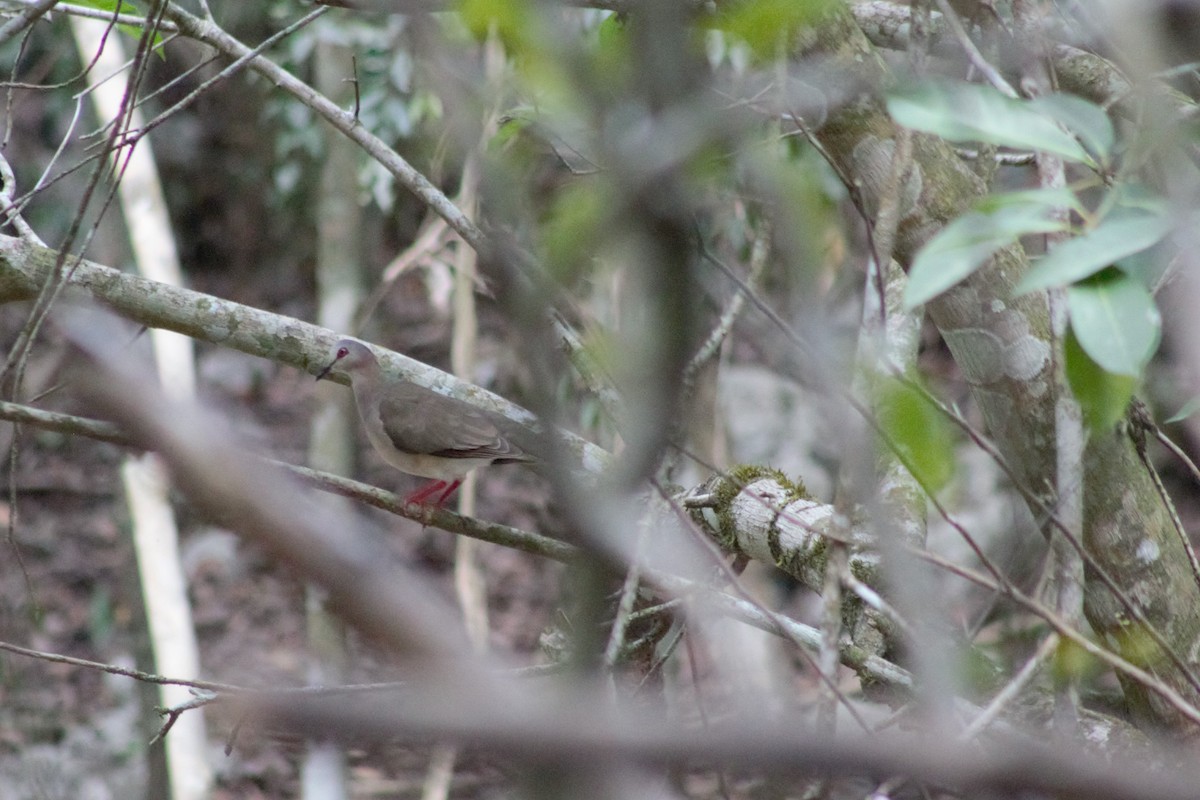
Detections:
377,383,528,461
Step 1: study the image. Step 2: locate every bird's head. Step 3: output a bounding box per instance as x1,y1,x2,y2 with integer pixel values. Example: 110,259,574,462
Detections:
315,338,377,381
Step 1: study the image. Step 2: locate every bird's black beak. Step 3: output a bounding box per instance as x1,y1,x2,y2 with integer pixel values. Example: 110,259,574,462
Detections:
315,360,336,382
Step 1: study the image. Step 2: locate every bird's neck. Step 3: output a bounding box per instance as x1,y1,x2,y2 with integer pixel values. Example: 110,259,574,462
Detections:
353,361,384,392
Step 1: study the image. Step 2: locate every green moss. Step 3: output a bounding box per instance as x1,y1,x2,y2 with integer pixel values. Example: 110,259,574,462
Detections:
700,464,809,551
724,463,808,499
775,529,828,576
846,550,879,587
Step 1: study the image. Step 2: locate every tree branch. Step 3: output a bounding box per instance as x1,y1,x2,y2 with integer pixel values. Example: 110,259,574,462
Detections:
0,234,609,474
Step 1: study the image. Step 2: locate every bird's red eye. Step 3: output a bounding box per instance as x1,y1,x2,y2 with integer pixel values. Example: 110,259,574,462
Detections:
337,347,349,358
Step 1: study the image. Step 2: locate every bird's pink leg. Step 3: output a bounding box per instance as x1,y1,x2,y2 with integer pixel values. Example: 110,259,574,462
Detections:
406,480,447,506
405,478,463,508
435,479,463,507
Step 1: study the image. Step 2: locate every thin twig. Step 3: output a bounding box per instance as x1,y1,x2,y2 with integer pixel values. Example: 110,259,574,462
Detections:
349,53,360,121
917,546,1200,727
0,0,59,48
933,0,1018,97
114,7,330,149
0,151,44,245
962,632,1059,739
0,397,579,561
8,0,181,31
162,1,489,256
683,216,770,384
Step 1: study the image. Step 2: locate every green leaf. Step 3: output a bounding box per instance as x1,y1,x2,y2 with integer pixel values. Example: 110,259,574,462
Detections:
716,0,838,59
887,80,1091,164
1028,94,1115,167
1068,267,1161,377
904,187,1076,307
541,180,610,278
459,0,532,51
72,0,134,13
591,12,633,83
597,11,626,51
1167,396,1200,424
1112,183,1169,213
1065,327,1137,432
1017,205,1173,295
493,108,535,149
1052,637,1104,684
874,377,955,492
973,186,1083,215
